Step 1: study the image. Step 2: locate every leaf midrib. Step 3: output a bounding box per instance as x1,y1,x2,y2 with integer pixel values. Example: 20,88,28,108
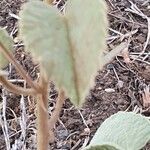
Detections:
64,17,80,105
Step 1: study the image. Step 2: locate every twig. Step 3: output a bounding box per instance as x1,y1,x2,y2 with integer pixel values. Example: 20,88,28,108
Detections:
58,119,67,130
112,66,120,81
19,95,27,149
143,51,150,60
20,81,27,139
108,13,147,28
0,76,37,96
80,136,90,149
66,131,79,140
9,13,21,20
49,89,65,142
77,109,89,129
109,28,123,36
130,56,150,65
107,0,115,10
55,0,66,13
1,90,11,150
71,139,81,150
12,95,27,150
102,41,128,68
125,1,150,53
8,79,25,83
142,0,149,6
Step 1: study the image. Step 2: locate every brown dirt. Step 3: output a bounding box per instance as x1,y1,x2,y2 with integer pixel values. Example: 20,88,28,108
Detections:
0,0,150,149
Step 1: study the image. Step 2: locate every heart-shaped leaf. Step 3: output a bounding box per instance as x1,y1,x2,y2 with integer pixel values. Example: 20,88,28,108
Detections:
84,112,150,150
19,0,108,106
0,28,13,68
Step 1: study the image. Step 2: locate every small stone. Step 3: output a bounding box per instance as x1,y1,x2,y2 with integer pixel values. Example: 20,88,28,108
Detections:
104,88,115,93
13,37,20,43
97,87,102,90
84,128,90,134
107,64,114,69
117,80,124,88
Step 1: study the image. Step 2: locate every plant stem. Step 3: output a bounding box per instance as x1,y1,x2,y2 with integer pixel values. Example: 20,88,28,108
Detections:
49,89,65,142
0,76,37,96
0,43,40,92
37,77,49,150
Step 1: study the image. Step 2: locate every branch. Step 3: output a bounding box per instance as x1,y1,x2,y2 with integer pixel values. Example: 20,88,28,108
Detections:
102,42,128,68
37,76,49,150
0,76,37,96
49,89,65,142
0,43,40,92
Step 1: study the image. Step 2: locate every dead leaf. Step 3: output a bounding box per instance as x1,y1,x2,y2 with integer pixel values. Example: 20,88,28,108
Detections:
121,46,131,64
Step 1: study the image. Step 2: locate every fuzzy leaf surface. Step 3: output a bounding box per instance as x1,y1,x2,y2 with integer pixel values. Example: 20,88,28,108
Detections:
84,112,150,150
19,1,77,103
0,28,13,68
65,0,108,105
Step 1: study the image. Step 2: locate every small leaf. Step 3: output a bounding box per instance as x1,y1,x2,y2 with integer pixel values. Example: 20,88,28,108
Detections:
84,112,150,150
0,28,13,68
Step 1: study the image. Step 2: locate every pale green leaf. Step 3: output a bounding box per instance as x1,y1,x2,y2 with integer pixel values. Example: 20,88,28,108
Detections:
19,1,77,103
0,28,13,68
84,112,150,150
85,145,118,150
19,0,108,106
65,0,108,105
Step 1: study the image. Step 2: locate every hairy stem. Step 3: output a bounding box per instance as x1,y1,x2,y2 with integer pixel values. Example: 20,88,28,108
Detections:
37,77,49,150
0,76,37,96
49,89,65,142
0,43,40,92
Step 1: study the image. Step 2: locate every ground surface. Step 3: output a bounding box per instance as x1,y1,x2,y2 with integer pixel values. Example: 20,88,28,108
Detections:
0,0,150,149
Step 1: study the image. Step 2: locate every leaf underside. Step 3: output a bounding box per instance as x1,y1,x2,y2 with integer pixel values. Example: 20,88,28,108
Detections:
19,0,108,106
84,112,150,150
0,28,13,68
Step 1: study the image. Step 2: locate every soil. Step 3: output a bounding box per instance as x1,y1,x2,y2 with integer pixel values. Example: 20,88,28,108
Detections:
0,0,150,150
